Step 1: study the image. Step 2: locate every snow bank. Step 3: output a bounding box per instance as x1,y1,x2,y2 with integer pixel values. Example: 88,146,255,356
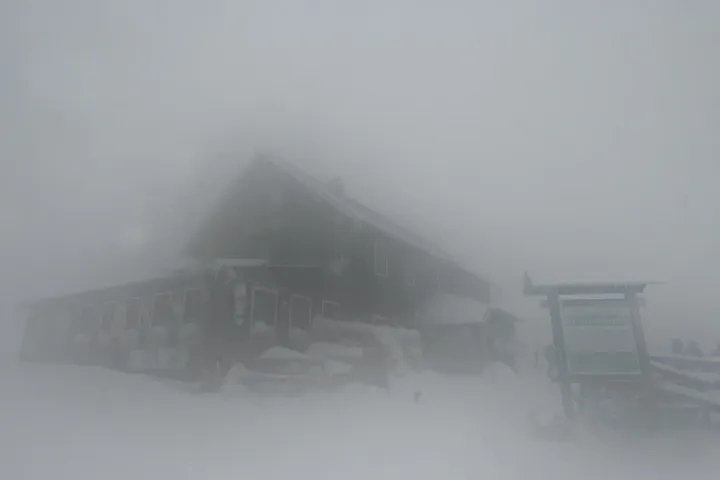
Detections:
651,360,720,387
483,361,518,386
310,315,378,342
322,358,353,375
231,343,355,393
220,363,253,394
659,353,720,364
305,342,364,361
258,346,309,362
310,316,422,375
3,363,719,480
288,326,313,348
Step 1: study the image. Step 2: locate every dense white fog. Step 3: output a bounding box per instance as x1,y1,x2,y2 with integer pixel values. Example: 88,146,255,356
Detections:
2,1,720,348
2,2,720,479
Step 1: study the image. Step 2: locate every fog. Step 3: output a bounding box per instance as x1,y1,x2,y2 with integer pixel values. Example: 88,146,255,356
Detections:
5,1,719,351
2,2,719,348
2,1,720,478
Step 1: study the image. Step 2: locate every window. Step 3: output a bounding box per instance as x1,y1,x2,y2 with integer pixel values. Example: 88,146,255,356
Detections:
251,288,278,326
182,289,206,324
101,304,116,331
321,300,341,320
290,295,312,330
125,298,141,329
152,293,175,326
373,241,389,277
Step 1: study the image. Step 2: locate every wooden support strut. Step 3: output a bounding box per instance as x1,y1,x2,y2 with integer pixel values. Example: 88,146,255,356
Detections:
625,291,651,383
547,290,574,419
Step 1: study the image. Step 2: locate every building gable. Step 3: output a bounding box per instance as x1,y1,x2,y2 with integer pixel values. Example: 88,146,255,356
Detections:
186,154,494,303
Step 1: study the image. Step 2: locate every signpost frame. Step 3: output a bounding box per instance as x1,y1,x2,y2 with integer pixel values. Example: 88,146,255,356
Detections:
524,273,658,419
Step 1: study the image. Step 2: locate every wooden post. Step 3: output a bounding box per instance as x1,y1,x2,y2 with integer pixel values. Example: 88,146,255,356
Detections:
547,291,574,418
625,291,651,381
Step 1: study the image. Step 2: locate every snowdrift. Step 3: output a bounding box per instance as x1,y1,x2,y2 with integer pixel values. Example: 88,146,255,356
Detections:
309,315,423,375
221,316,423,393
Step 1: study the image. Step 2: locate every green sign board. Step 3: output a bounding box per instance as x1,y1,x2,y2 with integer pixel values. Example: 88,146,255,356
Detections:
560,299,641,376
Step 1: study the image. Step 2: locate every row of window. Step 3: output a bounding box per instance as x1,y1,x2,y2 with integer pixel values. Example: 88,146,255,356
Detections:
248,287,391,327
73,288,207,333
248,287,340,330
70,286,343,334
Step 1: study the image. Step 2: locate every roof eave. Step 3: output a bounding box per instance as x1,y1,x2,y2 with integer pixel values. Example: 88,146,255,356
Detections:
523,272,663,297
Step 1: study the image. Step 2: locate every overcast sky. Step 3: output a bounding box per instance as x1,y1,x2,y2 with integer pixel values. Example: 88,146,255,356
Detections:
1,1,719,350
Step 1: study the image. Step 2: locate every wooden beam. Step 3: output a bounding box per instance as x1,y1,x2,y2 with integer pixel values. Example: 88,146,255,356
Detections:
626,290,652,382
524,272,660,297
547,290,574,418
539,297,646,309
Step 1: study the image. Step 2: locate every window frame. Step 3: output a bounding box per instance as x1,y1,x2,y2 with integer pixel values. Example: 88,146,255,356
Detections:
373,241,389,277
232,283,248,326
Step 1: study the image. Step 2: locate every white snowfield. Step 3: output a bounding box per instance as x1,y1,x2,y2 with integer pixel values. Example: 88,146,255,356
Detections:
0,362,718,480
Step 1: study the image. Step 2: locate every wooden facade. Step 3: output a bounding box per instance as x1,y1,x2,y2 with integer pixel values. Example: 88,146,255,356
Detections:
20,155,493,378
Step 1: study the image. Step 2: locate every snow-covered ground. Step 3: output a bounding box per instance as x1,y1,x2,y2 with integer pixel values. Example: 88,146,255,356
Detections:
1,362,718,480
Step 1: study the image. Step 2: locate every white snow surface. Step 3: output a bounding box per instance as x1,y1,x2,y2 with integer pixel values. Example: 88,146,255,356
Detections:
310,316,423,373
1,361,719,480
321,358,353,375
651,361,720,387
258,346,311,361
305,342,364,360
656,354,720,366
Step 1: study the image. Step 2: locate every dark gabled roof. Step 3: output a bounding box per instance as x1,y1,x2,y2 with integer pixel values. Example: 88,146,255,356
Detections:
260,155,454,261
182,153,493,292
23,154,493,310
255,154,492,285
186,154,494,292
